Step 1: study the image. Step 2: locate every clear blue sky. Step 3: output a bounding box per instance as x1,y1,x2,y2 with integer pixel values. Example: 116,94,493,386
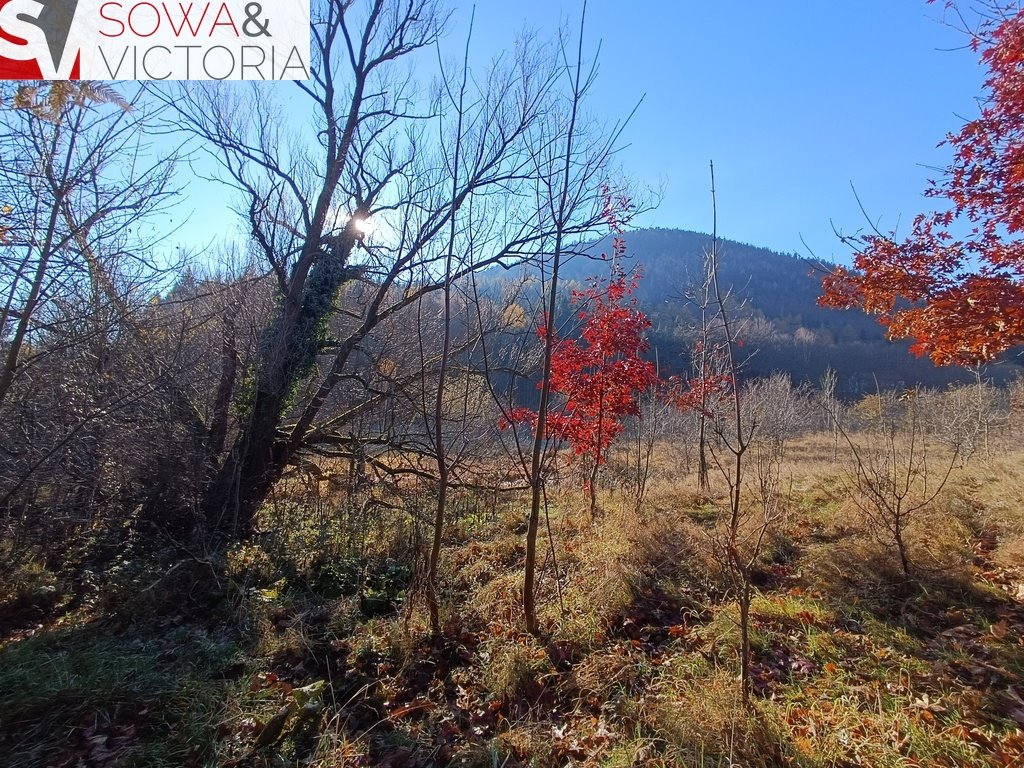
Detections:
168,1,987,265
453,1,986,261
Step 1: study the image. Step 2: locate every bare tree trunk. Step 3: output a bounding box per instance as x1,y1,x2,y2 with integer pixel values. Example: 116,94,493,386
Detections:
894,509,911,580
631,386,659,513
588,391,605,518
698,412,710,491
208,295,242,458
523,5,598,636
427,13,474,635
739,578,752,699
707,161,757,705
695,257,714,491
0,111,74,408
525,241,564,636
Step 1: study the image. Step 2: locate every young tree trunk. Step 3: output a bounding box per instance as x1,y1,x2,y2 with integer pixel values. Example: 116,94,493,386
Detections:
707,161,757,706
695,267,713,491
588,391,606,518
697,415,710,491
208,297,242,459
426,13,475,634
739,577,752,698
894,510,911,579
525,245,564,636
0,107,71,409
523,6,596,638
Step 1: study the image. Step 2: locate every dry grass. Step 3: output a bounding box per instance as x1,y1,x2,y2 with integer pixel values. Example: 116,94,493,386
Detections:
4,432,1024,767
638,669,789,768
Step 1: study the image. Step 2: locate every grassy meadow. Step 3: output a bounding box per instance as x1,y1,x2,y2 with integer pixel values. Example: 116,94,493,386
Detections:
1,430,1023,767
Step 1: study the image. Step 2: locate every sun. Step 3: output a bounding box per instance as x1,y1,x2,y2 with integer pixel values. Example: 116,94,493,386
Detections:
350,216,376,238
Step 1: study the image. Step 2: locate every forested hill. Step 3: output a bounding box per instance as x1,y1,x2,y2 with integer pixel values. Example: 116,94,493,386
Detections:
560,228,1023,396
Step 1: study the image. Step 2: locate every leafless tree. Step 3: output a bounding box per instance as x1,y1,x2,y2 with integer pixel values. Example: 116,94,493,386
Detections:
819,367,842,461
517,5,636,635
620,383,669,513
692,252,716,491
742,373,813,458
0,82,194,553
169,0,580,541
421,11,477,634
0,82,176,410
703,162,782,705
821,387,959,579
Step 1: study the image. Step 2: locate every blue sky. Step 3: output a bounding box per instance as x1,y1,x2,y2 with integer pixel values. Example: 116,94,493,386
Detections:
168,1,988,265
454,1,986,260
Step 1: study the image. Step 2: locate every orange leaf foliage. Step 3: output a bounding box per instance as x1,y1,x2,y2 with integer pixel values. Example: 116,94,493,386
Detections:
820,1,1024,365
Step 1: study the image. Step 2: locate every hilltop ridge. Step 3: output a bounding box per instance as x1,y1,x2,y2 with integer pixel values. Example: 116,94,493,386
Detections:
556,228,1023,395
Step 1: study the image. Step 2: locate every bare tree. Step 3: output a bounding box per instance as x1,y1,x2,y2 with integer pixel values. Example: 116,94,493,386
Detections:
0,82,194,553
0,82,176,410
517,4,636,636
823,387,959,579
169,0,575,540
703,162,782,705
620,382,669,513
742,372,812,457
423,12,475,634
819,367,842,461
691,250,716,491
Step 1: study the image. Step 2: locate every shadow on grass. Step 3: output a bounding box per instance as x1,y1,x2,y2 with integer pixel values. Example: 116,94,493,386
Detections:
805,537,1024,735
0,551,256,768
0,617,243,768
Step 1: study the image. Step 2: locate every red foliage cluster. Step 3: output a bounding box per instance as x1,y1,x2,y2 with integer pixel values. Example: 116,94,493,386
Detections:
508,265,657,465
663,370,733,414
498,406,537,431
820,1,1024,365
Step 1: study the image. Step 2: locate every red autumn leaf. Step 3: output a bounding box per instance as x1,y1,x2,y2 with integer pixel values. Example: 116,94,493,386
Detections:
507,262,658,469
821,2,1024,365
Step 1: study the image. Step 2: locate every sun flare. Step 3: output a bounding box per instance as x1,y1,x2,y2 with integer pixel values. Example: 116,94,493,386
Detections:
351,215,376,237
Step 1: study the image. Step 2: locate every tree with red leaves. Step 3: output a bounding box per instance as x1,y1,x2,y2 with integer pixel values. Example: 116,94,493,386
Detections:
510,264,657,516
821,1,1024,365
553,265,658,515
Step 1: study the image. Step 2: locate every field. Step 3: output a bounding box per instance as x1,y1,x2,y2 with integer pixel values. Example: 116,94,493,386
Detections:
1,431,1023,768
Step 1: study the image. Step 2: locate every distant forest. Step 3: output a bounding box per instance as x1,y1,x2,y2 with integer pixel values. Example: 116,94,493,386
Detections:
544,228,1024,396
